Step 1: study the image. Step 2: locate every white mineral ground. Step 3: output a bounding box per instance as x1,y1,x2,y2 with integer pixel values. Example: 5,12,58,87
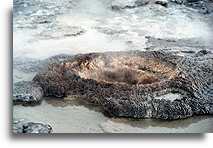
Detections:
13,0,213,133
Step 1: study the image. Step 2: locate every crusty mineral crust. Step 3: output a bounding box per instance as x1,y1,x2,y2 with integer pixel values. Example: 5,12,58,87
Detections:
13,50,213,120
13,119,52,134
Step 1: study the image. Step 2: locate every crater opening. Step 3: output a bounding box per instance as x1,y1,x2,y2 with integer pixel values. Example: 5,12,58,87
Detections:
65,52,178,86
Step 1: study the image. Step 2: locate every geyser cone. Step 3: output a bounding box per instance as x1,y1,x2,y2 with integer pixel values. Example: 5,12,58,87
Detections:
29,50,213,120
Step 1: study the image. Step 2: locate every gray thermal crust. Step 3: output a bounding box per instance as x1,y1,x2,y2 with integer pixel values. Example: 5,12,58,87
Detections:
13,50,213,120
111,0,213,14
13,119,52,134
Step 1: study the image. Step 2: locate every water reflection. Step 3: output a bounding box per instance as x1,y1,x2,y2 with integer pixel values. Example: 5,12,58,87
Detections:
13,97,213,133
45,96,104,113
45,97,213,130
110,116,213,129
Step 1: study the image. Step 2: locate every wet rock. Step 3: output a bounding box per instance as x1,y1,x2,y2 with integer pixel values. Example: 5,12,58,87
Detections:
110,0,177,10
170,0,184,4
95,26,128,35
170,0,213,14
38,25,85,39
180,50,196,54
195,49,212,57
14,0,77,29
187,0,201,2
13,119,52,134
185,0,210,14
13,81,43,105
111,0,150,10
155,0,169,7
145,36,210,54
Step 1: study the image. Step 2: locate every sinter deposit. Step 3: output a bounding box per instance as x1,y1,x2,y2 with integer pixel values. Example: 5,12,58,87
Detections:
13,50,213,120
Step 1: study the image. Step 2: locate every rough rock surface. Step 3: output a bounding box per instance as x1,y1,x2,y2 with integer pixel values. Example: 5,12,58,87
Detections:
13,50,213,120
170,0,213,14
111,0,150,10
110,0,213,14
155,0,169,7
111,0,169,10
13,119,52,134
145,36,213,54
13,81,43,105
